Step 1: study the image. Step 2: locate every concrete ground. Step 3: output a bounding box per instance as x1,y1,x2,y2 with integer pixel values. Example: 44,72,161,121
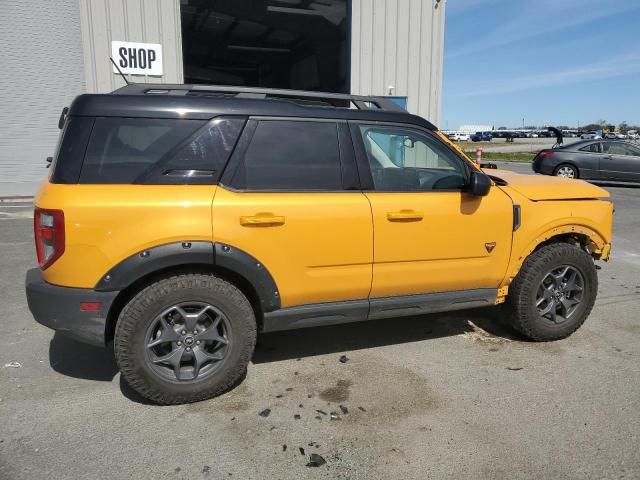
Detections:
1,163,639,479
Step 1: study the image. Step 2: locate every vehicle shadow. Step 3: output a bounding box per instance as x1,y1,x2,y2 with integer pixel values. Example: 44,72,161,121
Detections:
590,181,640,189
49,333,118,381
253,306,525,364
48,307,525,404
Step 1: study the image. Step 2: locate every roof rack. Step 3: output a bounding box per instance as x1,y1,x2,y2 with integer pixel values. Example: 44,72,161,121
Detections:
112,83,406,112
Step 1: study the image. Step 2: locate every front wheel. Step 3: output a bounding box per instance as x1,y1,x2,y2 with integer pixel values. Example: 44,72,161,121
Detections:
503,243,598,341
114,273,256,404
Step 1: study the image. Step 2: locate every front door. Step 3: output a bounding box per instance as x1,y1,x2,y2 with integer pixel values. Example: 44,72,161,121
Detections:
351,123,514,299
213,118,373,308
600,142,640,181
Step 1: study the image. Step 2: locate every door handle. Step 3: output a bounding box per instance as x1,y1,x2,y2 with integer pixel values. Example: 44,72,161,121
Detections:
240,213,285,227
602,155,611,160
386,210,424,222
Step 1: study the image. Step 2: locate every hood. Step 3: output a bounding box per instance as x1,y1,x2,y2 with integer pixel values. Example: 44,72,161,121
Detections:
486,169,610,201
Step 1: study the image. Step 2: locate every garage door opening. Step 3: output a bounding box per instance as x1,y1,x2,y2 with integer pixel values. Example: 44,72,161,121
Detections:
180,0,350,93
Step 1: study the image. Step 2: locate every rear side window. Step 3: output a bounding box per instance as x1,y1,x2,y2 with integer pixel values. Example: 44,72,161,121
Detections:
137,117,245,184
579,143,600,153
79,118,205,184
230,120,343,191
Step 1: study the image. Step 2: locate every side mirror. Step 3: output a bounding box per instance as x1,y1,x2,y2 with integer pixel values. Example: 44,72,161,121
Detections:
46,156,53,169
470,170,491,196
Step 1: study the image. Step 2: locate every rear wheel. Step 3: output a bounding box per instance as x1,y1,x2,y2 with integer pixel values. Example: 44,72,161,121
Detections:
114,273,256,404
554,164,578,178
503,243,597,341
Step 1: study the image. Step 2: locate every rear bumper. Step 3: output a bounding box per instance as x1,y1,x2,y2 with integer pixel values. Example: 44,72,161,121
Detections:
25,268,118,347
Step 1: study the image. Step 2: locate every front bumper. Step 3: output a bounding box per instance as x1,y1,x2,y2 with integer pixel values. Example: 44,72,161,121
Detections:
25,268,119,347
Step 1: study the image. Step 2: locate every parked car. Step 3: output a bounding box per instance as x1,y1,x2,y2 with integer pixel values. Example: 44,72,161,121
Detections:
581,131,603,140
470,132,492,142
26,84,613,404
532,140,640,181
450,132,471,141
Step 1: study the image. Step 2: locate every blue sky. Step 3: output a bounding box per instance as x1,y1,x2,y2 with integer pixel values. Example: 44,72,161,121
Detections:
442,0,640,129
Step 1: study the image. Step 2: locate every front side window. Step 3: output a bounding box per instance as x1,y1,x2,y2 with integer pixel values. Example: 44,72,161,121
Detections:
230,120,343,191
602,142,640,157
358,125,468,191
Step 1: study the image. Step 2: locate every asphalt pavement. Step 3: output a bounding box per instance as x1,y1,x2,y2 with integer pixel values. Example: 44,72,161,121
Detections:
1,164,639,479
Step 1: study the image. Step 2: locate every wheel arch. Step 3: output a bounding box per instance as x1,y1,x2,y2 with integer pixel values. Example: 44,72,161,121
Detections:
499,224,609,298
101,242,280,344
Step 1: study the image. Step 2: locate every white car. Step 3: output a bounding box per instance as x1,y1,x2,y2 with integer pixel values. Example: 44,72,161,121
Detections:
450,132,471,141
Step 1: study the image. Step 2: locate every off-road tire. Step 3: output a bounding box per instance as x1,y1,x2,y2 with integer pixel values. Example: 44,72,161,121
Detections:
114,273,256,404
503,243,598,341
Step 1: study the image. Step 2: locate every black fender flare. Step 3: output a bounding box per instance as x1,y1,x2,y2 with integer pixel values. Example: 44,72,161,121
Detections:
94,241,280,312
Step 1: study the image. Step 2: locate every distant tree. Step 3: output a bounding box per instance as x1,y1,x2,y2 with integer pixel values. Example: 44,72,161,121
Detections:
524,125,538,130
557,125,569,130
597,119,608,127
581,123,602,131
619,121,629,132
497,126,507,130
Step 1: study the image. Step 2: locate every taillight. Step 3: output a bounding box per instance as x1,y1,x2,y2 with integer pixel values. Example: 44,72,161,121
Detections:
34,208,65,270
537,150,554,160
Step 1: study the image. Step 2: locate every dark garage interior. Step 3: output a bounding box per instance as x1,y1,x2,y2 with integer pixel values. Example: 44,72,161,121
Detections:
180,0,350,93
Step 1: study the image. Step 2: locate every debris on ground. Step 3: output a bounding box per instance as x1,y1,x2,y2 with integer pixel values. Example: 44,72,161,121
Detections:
339,405,349,414
316,409,327,415
294,414,301,420
358,406,367,412
3,362,21,368
315,416,322,421
506,367,523,371
306,453,327,467
282,445,287,452
258,408,271,418
299,404,304,408
202,465,211,475
275,394,283,398
285,387,294,391
339,355,349,364
330,412,342,421
461,320,511,344
299,447,305,456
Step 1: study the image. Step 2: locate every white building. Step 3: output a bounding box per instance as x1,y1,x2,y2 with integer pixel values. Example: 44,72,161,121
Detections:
459,125,493,133
1,0,446,196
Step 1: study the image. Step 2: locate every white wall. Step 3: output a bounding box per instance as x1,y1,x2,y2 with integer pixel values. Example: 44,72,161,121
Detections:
0,0,86,197
79,0,184,92
350,0,446,126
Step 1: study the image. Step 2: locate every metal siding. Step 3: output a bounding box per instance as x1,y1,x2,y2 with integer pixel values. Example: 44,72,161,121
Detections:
79,0,183,92
350,0,445,126
0,0,86,197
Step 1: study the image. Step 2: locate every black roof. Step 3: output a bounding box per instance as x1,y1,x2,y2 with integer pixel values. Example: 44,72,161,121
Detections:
67,83,437,130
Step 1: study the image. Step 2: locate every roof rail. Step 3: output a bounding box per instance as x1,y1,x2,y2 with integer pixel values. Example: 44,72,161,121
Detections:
112,83,406,112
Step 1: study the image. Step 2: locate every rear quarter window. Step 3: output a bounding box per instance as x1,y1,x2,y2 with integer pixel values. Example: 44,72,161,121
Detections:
79,118,205,184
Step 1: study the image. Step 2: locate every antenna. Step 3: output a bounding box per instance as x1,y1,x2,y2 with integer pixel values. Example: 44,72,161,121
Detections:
110,57,130,85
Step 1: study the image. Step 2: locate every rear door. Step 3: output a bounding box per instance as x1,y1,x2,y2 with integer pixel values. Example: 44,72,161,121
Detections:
600,142,640,181
212,118,373,308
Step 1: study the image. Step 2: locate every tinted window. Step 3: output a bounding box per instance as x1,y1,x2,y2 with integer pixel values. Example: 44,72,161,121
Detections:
79,118,204,183
230,120,343,191
50,116,94,184
139,117,245,184
579,143,600,153
358,125,467,191
602,142,640,156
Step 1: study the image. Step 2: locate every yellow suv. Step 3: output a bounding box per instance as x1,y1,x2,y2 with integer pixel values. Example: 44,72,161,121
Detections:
26,85,613,404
